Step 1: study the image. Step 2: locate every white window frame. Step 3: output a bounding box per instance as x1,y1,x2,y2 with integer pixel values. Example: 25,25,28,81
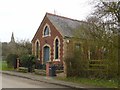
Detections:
42,23,51,37
35,39,40,60
53,36,60,61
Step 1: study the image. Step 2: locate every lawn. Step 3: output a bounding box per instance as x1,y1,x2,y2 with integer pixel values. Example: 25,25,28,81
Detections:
57,77,118,88
0,60,14,71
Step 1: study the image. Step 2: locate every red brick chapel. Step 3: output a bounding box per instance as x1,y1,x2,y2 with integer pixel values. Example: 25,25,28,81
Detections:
32,13,84,66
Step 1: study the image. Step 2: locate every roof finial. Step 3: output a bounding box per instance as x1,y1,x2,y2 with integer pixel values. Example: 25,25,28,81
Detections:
54,9,56,15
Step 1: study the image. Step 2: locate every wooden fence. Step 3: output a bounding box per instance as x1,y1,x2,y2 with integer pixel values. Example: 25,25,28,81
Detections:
88,60,108,77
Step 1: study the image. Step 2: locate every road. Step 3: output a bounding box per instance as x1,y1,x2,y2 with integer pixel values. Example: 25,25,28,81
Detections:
1,74,68,88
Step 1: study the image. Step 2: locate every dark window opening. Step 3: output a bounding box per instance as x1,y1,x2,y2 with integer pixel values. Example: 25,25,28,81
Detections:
55,39,59,59
36,41,39,58
44,26,49,36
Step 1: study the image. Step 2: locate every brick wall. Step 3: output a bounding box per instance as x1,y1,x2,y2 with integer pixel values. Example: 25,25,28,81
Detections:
32,16,64,64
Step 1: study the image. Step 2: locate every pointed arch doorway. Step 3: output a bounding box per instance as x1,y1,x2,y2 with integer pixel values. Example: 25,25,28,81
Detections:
43,46,50,63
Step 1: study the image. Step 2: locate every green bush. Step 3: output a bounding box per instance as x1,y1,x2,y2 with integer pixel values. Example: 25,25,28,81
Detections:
6,54,18,68
65,50,88,77
20,55,29,67
20,55,35,67
20,55,35,72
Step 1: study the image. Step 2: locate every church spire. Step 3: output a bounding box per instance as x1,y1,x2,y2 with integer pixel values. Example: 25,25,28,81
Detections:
10,32,15,43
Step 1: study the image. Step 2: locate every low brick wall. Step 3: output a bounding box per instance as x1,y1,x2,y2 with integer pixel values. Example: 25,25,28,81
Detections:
18,67,28,73
34,69,46,76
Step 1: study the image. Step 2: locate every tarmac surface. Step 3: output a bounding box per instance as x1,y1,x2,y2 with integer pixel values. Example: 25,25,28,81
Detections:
0,70,117,90
2,74,68,88
0,70,90,89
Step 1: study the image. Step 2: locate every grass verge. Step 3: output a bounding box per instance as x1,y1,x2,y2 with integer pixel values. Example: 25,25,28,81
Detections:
56,77,118,88
0,60,14,71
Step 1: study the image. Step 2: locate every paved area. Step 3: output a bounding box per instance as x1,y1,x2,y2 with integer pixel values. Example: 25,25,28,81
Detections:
0,70,89,88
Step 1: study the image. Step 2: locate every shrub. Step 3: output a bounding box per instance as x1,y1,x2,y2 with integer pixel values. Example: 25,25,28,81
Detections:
20,55,29,67
35,60,43,69
65,50,88,77
42,64,46,70
6,54,18,68
20,55,35,72
35,60,47,70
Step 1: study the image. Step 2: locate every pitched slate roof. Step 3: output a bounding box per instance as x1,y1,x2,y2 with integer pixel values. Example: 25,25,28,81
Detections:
46,13,85,38
32,13,87,42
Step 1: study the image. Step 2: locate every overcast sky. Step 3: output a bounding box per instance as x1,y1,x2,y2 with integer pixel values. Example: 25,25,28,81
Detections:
0,0,95,42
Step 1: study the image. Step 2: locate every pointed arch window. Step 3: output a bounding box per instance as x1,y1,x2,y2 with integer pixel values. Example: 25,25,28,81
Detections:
55,39,59,59
36,41,40,59
44,26,50,36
